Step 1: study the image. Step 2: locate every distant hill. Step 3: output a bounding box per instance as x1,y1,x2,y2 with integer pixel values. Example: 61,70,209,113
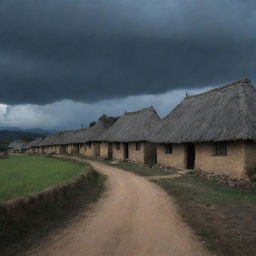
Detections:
0,130,46,143
0,127,53,135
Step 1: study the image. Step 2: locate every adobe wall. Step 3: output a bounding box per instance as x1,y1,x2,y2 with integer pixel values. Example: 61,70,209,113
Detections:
157,144,187,169
79,144,86,155
100,142,109,159
66,144,73,155
128,142,145,164
195,142,246,178
244,141,256,176
56,145,65,154
83,142,100,158
39,147,44,154
112,143,125,160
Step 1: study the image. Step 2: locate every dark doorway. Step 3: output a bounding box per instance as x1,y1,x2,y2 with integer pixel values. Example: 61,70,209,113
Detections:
124,143,129,159
187,143,195,169
108,143,113,159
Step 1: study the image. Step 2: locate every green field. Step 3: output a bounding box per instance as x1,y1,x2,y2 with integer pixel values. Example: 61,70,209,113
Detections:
0,155,87,203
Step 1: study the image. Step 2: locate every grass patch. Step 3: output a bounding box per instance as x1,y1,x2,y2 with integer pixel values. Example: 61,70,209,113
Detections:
155,174,256,256
102,160,177,176
0,155,87,203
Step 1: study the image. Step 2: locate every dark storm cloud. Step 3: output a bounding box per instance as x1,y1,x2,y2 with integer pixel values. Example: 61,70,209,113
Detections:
0,0,256,104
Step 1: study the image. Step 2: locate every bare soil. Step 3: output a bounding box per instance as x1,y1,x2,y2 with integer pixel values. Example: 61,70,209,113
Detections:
26,159,212,256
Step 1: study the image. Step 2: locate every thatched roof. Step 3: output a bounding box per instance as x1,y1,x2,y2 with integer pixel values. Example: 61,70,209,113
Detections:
53,130,77,145
98,107,160,142
72,115,117,143
8,141,25,150
22,137,43,149
30,137,43,147
150,78,256,143
67,128,88,144
39,133,60,146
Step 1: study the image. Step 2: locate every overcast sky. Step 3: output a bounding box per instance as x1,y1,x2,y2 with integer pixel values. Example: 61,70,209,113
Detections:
0,0,255,130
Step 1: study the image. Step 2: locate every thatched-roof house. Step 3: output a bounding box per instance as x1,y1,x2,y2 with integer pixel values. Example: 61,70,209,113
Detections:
150,77,256,178
8,141,25,153
24,137,43,153
98,107,160,163
39,133,61,154
73,115,117,158
52,130,78,154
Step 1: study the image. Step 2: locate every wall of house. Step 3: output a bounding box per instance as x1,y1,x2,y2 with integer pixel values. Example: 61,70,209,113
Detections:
157,144,187,169
73,144,79,155
112,143,125,160
128,142,145,164
49,145,57,154
28,148,34,154
39,147,44,154
195,142,246,178
244,141,256,176
100,142,109,159
66,144,73,154
79,144,86,155
81,142,100,158
56,145,65,154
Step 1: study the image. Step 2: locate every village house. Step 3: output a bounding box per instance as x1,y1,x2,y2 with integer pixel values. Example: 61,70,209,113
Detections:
39,133,60,154
8,141,25,153
25,137,43,154
73,115,117,158
30,137,43,154
150,78,256,179
98,107,160,164
53,131,78,154
66,128,88,155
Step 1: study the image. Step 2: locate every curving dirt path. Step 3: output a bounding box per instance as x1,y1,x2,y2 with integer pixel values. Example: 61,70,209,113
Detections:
26,159,212,256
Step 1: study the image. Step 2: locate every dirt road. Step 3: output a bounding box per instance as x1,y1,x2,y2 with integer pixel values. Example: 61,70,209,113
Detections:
26,159,212,256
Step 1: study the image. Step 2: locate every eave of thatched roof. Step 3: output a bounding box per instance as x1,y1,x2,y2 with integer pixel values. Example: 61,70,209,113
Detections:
150,77,256,143
98,107,160,142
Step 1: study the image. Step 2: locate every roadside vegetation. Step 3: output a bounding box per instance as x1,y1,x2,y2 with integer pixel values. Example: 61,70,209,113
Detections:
102,160,177,176
0,155,86,203
155,175,256,256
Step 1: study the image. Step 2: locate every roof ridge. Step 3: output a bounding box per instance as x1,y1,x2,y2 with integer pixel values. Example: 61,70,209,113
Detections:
124,106,154,115
186,77,251,99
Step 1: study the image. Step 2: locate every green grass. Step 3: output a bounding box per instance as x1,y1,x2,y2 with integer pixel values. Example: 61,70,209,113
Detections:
155,175,256,256
158,175,256,206
0,155,87,203
102,160,177,176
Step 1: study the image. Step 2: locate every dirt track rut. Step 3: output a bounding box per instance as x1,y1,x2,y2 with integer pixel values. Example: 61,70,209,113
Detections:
26,159,212,256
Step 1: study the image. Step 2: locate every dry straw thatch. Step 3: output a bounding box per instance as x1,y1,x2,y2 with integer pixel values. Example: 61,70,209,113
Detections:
150,78,256,143
39,133,60,147
22,137,43,149
72,115,117,143
98,107,160,142
8,141,25,151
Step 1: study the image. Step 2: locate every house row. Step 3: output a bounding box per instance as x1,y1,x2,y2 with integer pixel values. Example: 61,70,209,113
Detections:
12,78,256,179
